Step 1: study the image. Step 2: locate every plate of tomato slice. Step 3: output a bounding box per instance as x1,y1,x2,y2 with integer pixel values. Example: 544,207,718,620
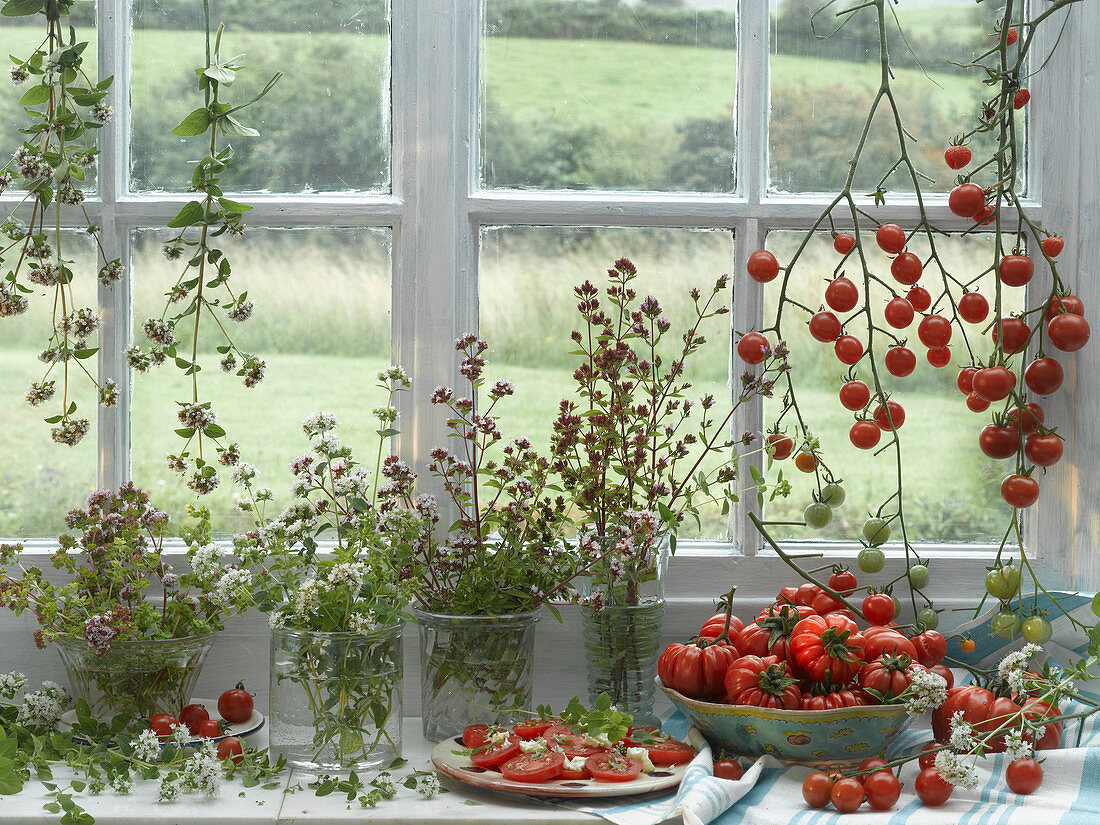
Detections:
430,721,695,798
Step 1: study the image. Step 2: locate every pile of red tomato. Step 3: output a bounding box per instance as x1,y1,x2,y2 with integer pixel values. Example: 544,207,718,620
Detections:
458,718,695,784
658,573,950,711
147,684,255,764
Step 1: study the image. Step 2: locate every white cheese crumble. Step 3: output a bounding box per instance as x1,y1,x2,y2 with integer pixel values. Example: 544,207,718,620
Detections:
564,755,589,772
581,731,613,749
518,738,549,756
625,747,656,772
486,727,510,746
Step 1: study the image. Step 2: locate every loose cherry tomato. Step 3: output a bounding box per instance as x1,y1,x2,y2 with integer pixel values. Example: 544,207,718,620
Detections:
927,346,951,368
958,291,989,324
179,703,210,736
885,346,916,377
737,332,770,364
826,276,859,312
944,144,972,170
864,770,901,811
833,233,856,255
972,366,1016,402
831,777,865,813
979,424,1019,460
912,629,947,667
906,285,932,312
218,684,254,724
1006,757,1043,795
197,719,223,738
957,366,978,394
809,311,842,343
915,767,953,806
891,252,923,285
713,758,743,781
839,380,871,411
1042,236,1064,258
949,182,985,217
1002,474,1040,508
857,757,890,779
1046,293,1084,322
834,335,864,364
850,420,882,449
767,432,794,460
884,297,915,329
747,249,779,283
217,736,244,765
999,254,1034,287
150,714,179,743
918,742,939,770
993,317,1031,354
966,392,991,412
873,400,905,431
1025,433,1063,467
802,772,834,808
501,751,565,783
876,223,906,254
1048,313,1091,352
1025,357,1064,395
863,593,897,625
918,314,952,348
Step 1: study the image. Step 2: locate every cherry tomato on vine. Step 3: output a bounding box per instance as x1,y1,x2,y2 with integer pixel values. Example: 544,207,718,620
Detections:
795,452,818,473
737,332,770,364
1006,757,1044,795
830,777,865,813
1021,615,1053,645
809,311,843,343
876,223,906,254
918,315,952,348
873,400,905,431
767,432,794,461
944,144,972,170
958,291,989,324
979,423,1019,460
1042,236,1064,258
915,767,953,807
858,546,886,573
972,366,1016,402
833,233,856,255
839,380,871,411
834,335,864,365
973,203,997,225
1046,293,1084,322
1006,26,1018,45
949,182,986,218
1007,402,1044,437
862,518,891,547
1002,474,1040,508
918,608,940,630
826,276,859,312
926,346,952,368
966,391,991,413
957,366,978,394
1048,313,1091,352
850,420,882,449
1014,88,1031,109
863,770,901,811
863,593,897,624
884,297,915,329
986,563,1022,600
218,684,254,724
993,317,1031,354
960,638,976,653
1025,357,1064,395
1025,433,1063,467
805,502,833,530
802,772,834,808
829,568,858,594
891,252,923,285
885,346,916,377
747,249,780,283
992,611,1023,639
821,483,846,507
909,564,931,590
999,254,1035,287
907,285,932,312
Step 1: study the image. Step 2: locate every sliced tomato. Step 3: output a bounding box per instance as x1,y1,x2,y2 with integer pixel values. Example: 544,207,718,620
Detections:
463,723,493,748
469,737,521,768
512,719,556,740
585,752,644,782
560,766,592,780
500,751,565,783
646,738,695,766
543,724,609,758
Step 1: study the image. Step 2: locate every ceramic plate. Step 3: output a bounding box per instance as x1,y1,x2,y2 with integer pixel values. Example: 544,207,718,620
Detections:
60,698,265,746
430,738,689,799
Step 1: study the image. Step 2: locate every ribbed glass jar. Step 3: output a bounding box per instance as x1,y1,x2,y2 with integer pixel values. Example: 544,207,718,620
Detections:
269,624,403,772
414,609,539,742
581,599,665,726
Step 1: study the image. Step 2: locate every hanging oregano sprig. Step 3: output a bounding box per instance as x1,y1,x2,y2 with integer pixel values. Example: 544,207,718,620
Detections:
0,0,119,446
127,10,281,495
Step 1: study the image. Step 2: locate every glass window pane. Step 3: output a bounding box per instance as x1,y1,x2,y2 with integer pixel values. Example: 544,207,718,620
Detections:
480,226,735,539
131,1,390,193
0,232,97,537
0,2,98,191
130,227,392,535
761,232,1021,543
481,1,736,192
769,0,1011,194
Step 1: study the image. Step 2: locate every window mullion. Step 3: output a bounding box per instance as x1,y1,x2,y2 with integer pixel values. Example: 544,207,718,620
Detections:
736,0,769,205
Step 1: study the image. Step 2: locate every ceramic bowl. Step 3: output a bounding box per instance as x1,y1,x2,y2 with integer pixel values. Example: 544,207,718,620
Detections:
657,678,914,768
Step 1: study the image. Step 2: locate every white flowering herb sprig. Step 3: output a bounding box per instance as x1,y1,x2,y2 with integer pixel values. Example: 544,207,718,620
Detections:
1,0,120,445
127,14,281,496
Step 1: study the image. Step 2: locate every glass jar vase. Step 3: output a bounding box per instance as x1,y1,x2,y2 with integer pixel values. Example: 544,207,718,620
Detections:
269,623,403,772
581,598,665,726
56,633,215,721
414,609,539,742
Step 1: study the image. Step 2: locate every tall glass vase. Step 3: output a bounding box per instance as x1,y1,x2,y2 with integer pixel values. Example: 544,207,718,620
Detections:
269,623,403,772
414,609,539,742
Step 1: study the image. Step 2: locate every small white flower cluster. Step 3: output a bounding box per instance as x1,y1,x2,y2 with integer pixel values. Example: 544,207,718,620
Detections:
948,710,977,751
1004,727,1033,761
214,568,253,603
302,411,339,437
295,578,321,617
903,666,948,718
169,724,191,748
180,741,222,796
110,774,133,794
16,682,69,728
189,543,223,580
377,365,411,387
132,728,163,761
414,772,441,799
348,611,378,633
326,561,368,594
0,671,27,698
933,749,980,789
997,643,1042,693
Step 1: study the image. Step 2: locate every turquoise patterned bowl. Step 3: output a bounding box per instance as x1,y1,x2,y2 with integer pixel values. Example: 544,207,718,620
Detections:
657,678,914,769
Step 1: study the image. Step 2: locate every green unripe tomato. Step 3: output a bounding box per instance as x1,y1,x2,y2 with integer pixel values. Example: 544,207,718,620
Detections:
804,502,833,529
908,564,930,590
863,518,891,546
985,562,1022,601
820,483,846,508
991,610,1022,639
1021,615,1053,645
917,607,939,630
857,547,886,574
1092,592,1100,618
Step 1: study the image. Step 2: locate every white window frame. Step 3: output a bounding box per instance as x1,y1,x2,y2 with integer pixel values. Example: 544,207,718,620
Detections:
2,0,1095,603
